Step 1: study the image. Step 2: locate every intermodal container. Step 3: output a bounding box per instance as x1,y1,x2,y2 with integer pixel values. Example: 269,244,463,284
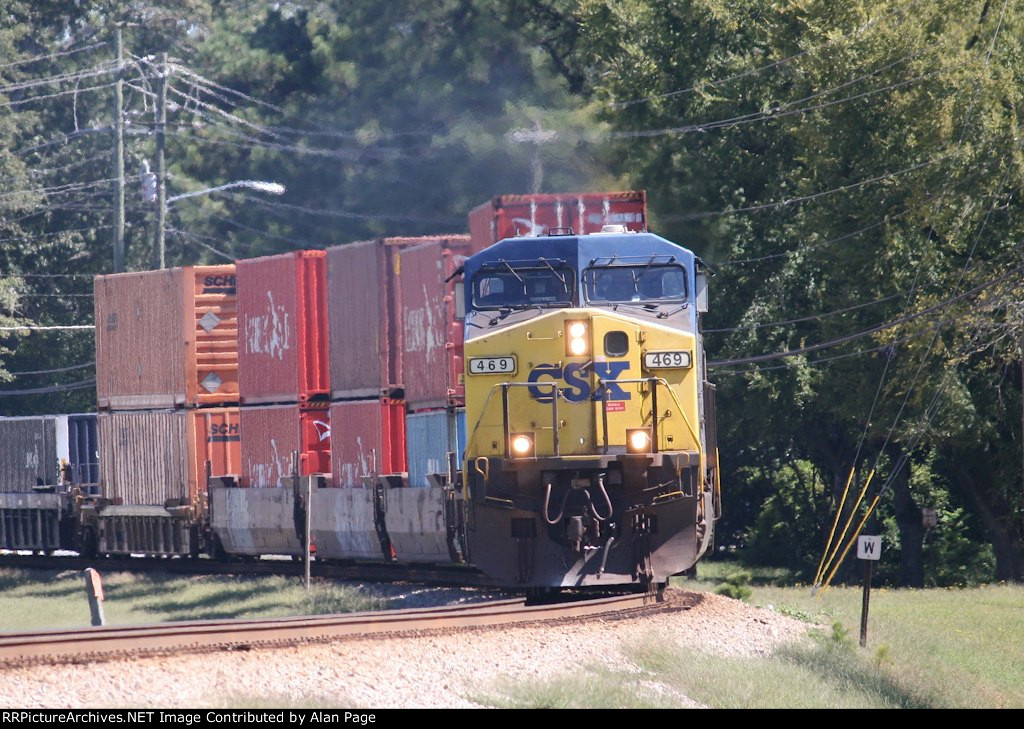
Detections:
0,416,60,491
329,399,406,487
98,408,241,508
399,237,471,409
67,413,99,488
94,265,239,409
237,250,328,405
327,237,448,400
240,403,331,487
405,408,466,487
467,190,647,250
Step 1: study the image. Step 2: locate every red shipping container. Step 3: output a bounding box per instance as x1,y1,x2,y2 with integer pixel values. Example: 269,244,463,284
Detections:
399,237,471,409
326,237,441,400
240,403,331,487
94,265,239,409
329,399,406,487
98,407,240,510
237,250,328,405
468,190,647,250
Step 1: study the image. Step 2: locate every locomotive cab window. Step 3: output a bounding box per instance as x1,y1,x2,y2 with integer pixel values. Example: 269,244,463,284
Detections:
472,263,575,310
583,264,687,304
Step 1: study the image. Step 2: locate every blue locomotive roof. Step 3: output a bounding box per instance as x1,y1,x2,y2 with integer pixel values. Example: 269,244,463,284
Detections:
463,232,695,283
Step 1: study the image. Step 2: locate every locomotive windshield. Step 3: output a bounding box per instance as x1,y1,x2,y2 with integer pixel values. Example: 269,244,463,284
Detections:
471,261,575,309
583,264,687,304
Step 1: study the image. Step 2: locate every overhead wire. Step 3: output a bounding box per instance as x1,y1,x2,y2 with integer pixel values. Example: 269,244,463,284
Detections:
708,263,1024,368
613,70,934,139
704,293,903,334
0,40,106,72
7,362,94,376
0,378,96,396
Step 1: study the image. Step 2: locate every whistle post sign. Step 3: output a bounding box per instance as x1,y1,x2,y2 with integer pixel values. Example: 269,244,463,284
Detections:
857,535,882,561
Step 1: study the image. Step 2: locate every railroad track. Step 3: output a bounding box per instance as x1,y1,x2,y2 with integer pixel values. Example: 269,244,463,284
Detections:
0,552,498,587
0,592,670,667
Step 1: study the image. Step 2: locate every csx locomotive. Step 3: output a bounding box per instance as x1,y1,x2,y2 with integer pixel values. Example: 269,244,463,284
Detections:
460,228,719,588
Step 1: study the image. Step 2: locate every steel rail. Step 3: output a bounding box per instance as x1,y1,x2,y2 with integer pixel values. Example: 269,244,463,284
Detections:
0,592,661,665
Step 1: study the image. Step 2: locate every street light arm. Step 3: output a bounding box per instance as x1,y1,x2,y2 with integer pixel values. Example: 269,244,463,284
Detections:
168,180,285,204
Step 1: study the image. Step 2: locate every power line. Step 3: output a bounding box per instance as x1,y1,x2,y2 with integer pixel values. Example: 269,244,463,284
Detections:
0,81,119,111
709,263,1024,367
0,325,93,332
712,333,922,376
0,377,95,396
7,362,94,376
168,63,438,140
667,155,947,222
221,191,462,225
0,40,106,71
0,61,117,96
705,293,903,334
612,70,934,139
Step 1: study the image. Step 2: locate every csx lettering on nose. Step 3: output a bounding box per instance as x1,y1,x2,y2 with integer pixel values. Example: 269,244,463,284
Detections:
527,362,631,402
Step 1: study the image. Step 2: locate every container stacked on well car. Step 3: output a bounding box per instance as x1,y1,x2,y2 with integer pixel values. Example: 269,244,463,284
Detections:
86,265,242,556
206,250,330,557
317,236,469,563
208,237,473,564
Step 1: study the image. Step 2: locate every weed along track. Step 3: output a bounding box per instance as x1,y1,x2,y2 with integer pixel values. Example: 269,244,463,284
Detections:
0,591,677,667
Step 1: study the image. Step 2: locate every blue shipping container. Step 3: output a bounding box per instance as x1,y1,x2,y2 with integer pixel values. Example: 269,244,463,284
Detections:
67,413,100,488
405,409,466,487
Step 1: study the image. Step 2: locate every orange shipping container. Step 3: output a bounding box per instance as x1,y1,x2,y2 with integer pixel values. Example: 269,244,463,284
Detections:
94,265,239,409
98,408,241,510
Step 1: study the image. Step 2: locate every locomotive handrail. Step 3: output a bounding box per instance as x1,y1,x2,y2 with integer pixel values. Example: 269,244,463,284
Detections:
463,381,560,499
596,376,703,473
501,381,560,458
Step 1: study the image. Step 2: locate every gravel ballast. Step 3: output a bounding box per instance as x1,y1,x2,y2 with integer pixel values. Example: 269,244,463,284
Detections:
0,589,811,709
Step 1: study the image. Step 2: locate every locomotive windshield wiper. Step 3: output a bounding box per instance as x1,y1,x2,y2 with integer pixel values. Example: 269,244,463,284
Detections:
536,257,569,292
500,260,524,283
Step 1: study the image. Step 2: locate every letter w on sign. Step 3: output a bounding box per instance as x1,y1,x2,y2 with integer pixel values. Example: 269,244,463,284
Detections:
857,535,881,561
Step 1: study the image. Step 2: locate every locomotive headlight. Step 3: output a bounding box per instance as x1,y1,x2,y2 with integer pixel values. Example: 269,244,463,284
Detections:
510,433,535,458
626,428,652,454
566,320,589,356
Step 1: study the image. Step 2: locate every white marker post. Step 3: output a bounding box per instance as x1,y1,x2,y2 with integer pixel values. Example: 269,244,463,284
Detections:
857,535,881,647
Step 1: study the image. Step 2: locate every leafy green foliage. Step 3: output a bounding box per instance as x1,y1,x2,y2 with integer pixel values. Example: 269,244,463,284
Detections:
714,569,753,601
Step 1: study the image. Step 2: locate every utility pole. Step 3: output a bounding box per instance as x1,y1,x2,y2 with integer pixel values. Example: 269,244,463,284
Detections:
506,119,558,194
112,27,125,273
152,52,168,270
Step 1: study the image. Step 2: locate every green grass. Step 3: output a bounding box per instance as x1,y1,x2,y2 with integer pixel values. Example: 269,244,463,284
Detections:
0,568,383,631
478,560,1024,709
681,557,1024,707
